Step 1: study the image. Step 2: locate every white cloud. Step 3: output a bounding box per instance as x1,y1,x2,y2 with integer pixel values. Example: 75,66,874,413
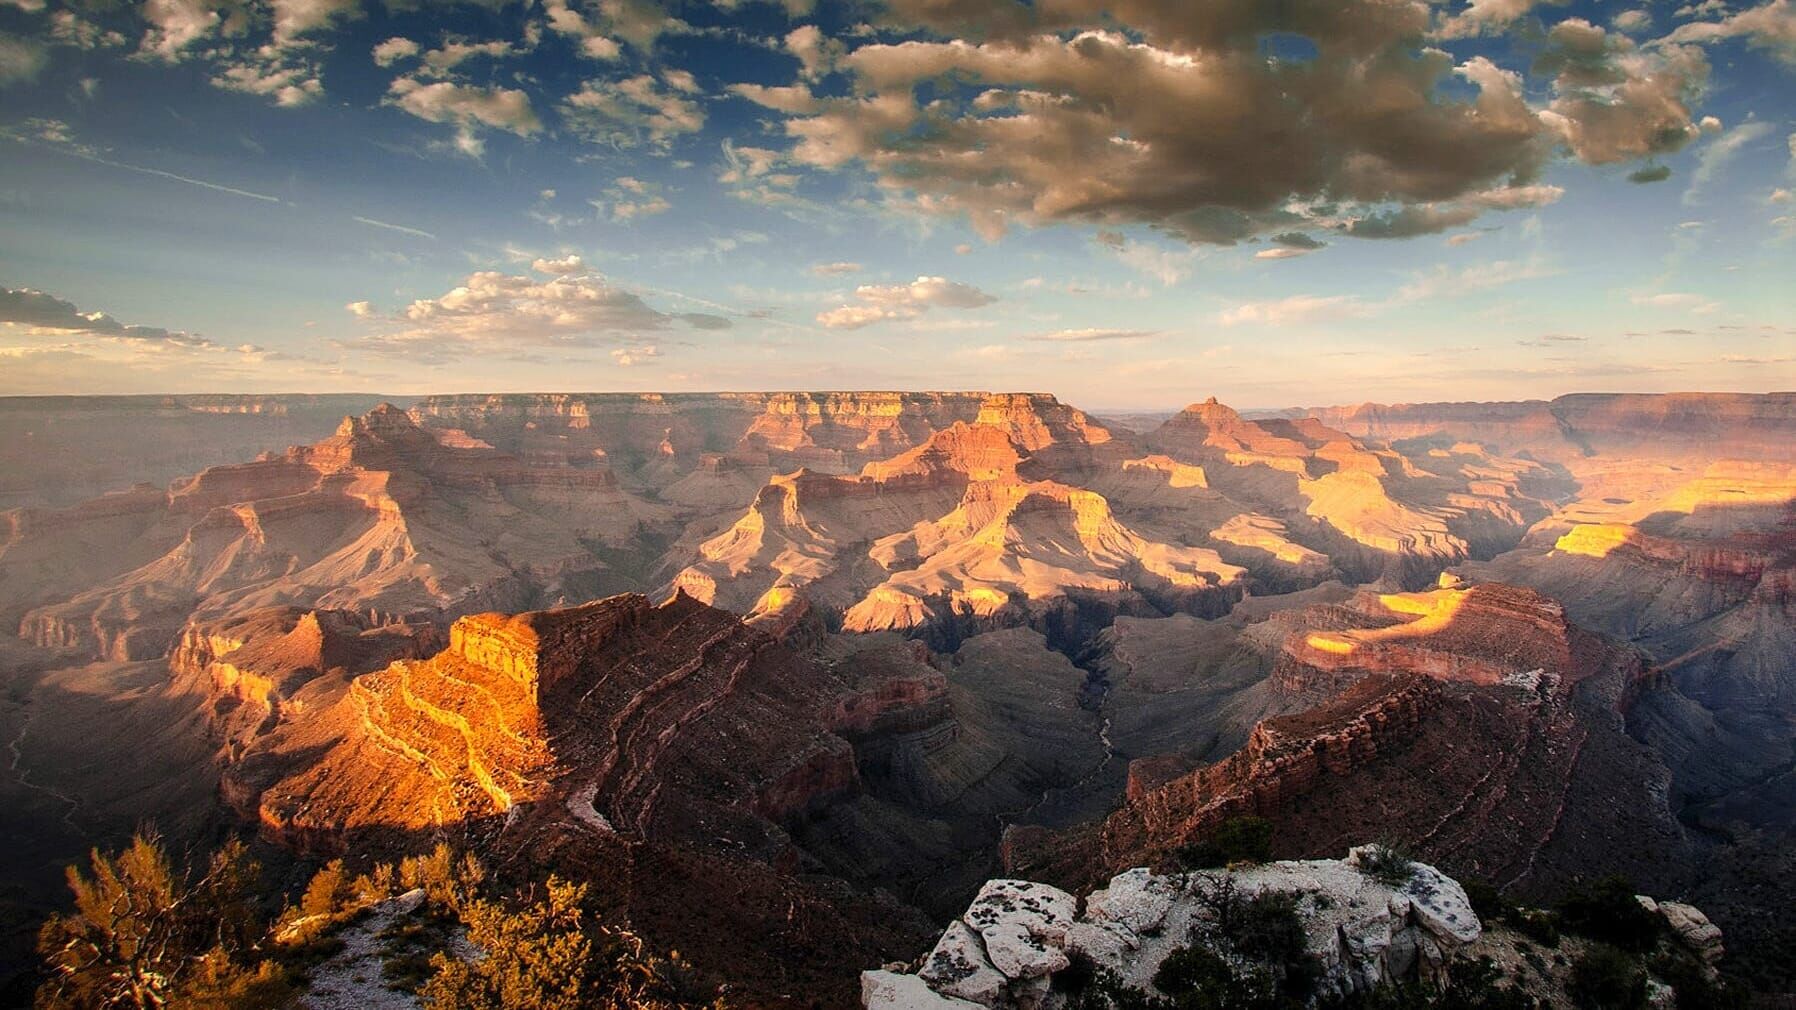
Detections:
344,268,727,361
1664,0,1796,64
1632,291,1720,312
816,275,997,329
610,344,660,366
562,73,704,148
1217,295,1371,326
1025,328,1158,342
388,76,541,155
372,36,419,67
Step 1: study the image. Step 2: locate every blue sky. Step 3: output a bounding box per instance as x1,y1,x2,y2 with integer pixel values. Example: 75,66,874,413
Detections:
0,0,1792,407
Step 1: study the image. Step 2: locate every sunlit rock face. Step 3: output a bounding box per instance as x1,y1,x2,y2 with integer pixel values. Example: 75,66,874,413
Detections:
1002,581,1691,901
674,394,1552,648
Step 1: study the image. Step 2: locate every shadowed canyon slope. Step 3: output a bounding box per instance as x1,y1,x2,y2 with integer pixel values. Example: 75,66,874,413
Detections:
1,389,1793,1004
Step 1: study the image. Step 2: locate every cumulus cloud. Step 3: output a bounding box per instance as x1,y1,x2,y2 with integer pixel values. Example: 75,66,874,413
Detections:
388,76,541,155
0,287,212,347
1435,0,1564,39
372,36,419,66
785,24,843,80
138,0,250,61
342,266,727,362
816,276,997,329
269,0,360,47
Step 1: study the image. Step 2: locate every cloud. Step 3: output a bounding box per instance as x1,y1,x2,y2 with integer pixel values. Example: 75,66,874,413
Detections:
1435,0,1564,39
1256,232,1325,259
1097,233,1198,285
1025,328,1159,342
1217,295,1370,326
269,0,360,47
212,51,323,106
816,275,997,329
610,344,660,365
591,176,671,220
810,261,861,275
1394,257,1553,302
372,36,419,67
533,254,587,275
344,267,726,361
1685,121,1775,203
1632,291,1720,312
734,4,1709,248
138,0,251,62
0,33,46,85
0,287,212,347
388,76,542,155
785,24,843,80
1664,0,1796,64
561,73,704,148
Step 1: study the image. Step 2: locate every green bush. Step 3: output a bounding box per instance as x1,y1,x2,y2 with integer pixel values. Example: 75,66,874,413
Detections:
1569,945,1647,1010
1175,817,1275,869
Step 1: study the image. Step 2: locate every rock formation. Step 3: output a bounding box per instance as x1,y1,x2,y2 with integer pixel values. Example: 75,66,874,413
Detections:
867,847,1485,1009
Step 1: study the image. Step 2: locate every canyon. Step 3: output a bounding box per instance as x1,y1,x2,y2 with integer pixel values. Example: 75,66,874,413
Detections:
0,389,1791,1005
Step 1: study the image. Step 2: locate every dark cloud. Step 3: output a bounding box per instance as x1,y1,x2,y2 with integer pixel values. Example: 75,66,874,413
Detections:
738,0,1707,245
0,287,212,347
1271,232,1325,249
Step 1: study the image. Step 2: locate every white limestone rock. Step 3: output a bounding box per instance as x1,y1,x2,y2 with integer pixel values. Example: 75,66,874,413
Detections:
1657,901,1725,963
861,970,985,1010
960,879,1077,980
918,920,1008,1004
863,848,1491,1009
1085,867,1178,936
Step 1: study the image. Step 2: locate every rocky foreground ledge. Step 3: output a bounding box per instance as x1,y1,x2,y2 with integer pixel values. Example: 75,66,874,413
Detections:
864,846,1724,1010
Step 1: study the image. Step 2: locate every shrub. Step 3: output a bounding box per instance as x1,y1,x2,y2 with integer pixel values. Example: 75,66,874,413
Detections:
1569,945,1647,1010
1462,880,1511,924
1175,817,1275,869
1559,878,1661,954
1358,844,1417,887
35,831,282,1010
1515,910,1562,949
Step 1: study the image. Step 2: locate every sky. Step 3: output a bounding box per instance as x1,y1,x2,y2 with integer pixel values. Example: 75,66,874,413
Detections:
0,0,1792,409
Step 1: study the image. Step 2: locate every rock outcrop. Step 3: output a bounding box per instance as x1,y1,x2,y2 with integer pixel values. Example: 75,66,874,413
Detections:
867,848,1484,1009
